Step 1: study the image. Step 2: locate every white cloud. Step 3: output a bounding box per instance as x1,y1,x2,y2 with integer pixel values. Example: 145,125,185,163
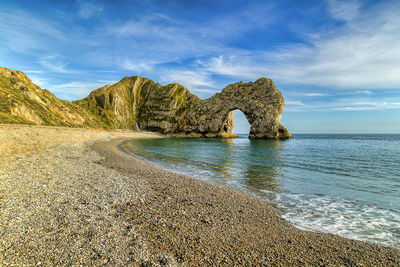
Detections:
325,0,361,22
23,76,105,100
286,98,400,112
336,101,400,111
199,56,261,80
38,55,70,73
286,100,305,106
189,88,217,94
97,80,118,84
3,0,399,104
24,70,44,74
0,9,65,53
305,93,329,97
162,70,215,89
122,60,154,74
105,5,275,69
109,13,177,38
28,75,48,88
354,90,373,94
98,70,121,73
50,81,113,100
108,14,211,64
23,72,118,100
77,1,103,19
197,1,400,90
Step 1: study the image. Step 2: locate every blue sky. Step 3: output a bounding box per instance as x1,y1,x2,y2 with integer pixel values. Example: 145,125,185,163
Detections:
1,0,399,133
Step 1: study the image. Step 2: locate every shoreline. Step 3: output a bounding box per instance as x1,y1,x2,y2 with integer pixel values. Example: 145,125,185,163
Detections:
120,136,399,250
0,125,399,265
93,138,399,265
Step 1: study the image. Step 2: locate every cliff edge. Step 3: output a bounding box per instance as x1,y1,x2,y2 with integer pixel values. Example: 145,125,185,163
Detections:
0,67,292,139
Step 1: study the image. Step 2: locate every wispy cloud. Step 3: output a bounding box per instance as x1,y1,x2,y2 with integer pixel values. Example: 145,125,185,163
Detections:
106,4,275,68
77,0,103,19
24,70,44,74
38,55,70,73
50,81,113,100
195,1,400,90
198,55,261,80
189,88,217,94
336,101,400,111
161,70,215,90
2,0,399,108
0,9,65,53
286,97,400,112
305,93,329,97
286,100,305,106
26,76,118,100
97,80,118,84
28,75,48,88
122,60,154,74
325,0,361,22
354,90,373,95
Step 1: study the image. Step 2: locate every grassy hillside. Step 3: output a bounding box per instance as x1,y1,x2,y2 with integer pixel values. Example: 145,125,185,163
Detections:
0,67,200,132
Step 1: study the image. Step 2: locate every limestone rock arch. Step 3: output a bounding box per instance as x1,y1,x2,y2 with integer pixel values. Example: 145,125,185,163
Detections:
180,78,292,139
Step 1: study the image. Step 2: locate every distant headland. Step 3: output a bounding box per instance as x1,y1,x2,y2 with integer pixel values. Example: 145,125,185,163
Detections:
0,66,291,139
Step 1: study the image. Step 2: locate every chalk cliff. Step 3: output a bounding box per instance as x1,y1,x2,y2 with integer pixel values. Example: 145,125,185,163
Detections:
0,67,292,139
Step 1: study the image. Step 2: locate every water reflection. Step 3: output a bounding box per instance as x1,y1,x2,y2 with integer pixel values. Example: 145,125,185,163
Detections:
242,139,282,192
126,137,284,194
216,138,234,182
244,166,280,191
125,135,400,249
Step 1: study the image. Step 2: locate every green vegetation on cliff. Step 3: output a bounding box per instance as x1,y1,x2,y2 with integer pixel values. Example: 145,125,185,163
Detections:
0,66,291,139
0,67,201,133
0,67,96,127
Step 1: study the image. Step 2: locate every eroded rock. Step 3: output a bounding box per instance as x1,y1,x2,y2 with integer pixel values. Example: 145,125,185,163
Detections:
179,78,292,139
0,67,292,139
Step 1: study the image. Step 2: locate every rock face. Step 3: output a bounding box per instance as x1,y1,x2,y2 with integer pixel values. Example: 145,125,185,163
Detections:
0,66,292,139
75,76,201,132
0,67,97,127
180,78,292,139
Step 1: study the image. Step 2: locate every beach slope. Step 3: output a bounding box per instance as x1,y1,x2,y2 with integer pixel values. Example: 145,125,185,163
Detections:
0,125,399,265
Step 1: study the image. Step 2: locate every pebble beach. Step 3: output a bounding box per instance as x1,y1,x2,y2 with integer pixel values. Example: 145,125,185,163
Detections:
0,124,399,265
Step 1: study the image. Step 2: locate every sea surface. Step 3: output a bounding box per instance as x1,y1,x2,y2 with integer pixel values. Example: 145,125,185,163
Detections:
125,134,400,249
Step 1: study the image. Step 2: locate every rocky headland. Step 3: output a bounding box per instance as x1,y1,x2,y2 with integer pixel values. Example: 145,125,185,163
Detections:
0,67,291,139
2,67,399,266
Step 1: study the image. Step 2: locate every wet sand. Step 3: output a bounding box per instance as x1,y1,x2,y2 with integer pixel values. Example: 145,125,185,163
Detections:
0,124,399,265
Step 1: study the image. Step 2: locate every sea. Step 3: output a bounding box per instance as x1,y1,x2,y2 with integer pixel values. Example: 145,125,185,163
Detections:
125,134,400,249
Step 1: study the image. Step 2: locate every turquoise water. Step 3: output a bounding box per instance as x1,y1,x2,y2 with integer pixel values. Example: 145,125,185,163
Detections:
126,134,400,249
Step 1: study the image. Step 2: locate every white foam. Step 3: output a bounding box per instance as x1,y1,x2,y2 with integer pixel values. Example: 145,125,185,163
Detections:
125,141,400,249
275,192,400,249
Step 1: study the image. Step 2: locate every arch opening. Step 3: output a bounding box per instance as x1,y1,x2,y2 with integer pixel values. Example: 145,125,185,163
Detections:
232,109,251,137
